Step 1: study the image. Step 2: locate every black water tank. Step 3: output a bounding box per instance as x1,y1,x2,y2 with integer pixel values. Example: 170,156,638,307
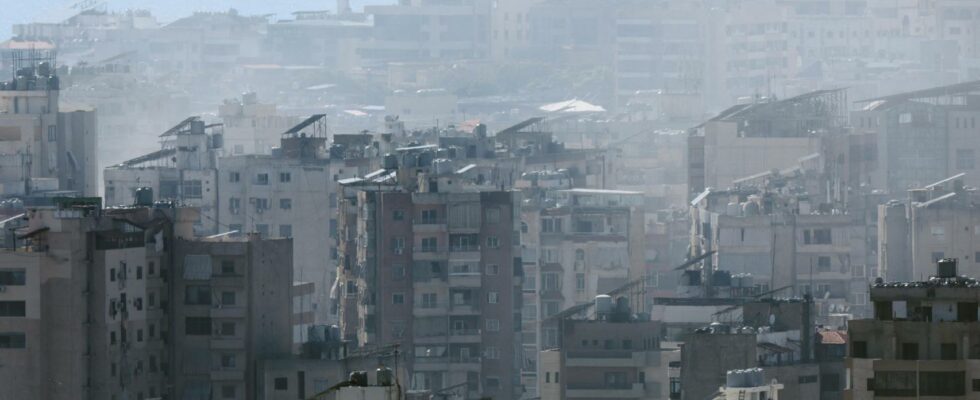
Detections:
135,187,154,206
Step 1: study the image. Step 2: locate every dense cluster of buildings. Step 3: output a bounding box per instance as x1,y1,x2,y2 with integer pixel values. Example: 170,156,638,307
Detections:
3,1,980,400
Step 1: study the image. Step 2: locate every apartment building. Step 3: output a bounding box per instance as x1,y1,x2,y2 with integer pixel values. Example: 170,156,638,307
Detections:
680,300,822,400
878,175,980,282
219,92,300,156
518,186,647,397
851,81,980,194
538,307,676,400
846,258,980,399
103,117,221,234
688,88,847,194
356,0,492,67
0,53,98,197
218,122,384,324
0,194,294,400
172,234,293,400
336,151,521,399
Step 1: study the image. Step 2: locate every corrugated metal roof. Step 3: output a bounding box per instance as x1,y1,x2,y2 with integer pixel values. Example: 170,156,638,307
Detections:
817,330,848,345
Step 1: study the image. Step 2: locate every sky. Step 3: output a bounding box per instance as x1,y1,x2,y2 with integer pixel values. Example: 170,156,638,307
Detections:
1,0,392,39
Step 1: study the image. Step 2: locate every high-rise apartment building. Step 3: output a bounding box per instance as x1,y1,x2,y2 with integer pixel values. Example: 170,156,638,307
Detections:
336,151,521,399
0,196,293,400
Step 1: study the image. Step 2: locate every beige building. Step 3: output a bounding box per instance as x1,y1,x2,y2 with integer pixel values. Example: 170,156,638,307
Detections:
219,93,300,156
0,53,98,197
538,315,676,400
879,176,980,282
689,89,847,194
846,258,980,400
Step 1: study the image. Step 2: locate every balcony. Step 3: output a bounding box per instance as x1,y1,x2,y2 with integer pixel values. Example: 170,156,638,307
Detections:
414,303,448,317
566,383,644,399
565,350,645,367
449,273,481,287
413,247,447,261
449,245,481,261
210,337,245,350
449,302,481,316
449,329,481,343
210,306,246,319
211,369,245,381
413,218,447,233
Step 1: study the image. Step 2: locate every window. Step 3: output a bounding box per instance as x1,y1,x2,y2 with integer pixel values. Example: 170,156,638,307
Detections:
485,346,500,359
221,260,235,275
486,236,500,249
110,331,117,344
221,385,236,399
279,172,291,182
931,226,946,240
821,373,840,391
0,332,25,348
392,293,405,304
487,291,499,304
0,269,26,285
901,342,919,360
221,354,236,368
253,198,269,210
256,173,269,185
543,301,560,317
817,256,831,272
421,209,438,223
220,322,236,336
576,273,585,291
421,237,437,252
229,172,240,183
972,379,980,392
523,304,538,320
486,264,498,275
280,225,292,238
804,229,832,244
110,268,116,282
542,218,562,233
393,210,405,220
920,371,965,396
136,266,143,280
137,329,143,342
605,372,628,388
486,318,500,332
256,224,269,237
275,377,288,391
280,198,292,210
941,343,958,360
555,372,560,383
422,293,438,308
392,237,405,254
221,291,236,306
852,341,867,358
229,198,241,212
182,180,202,199
185,317,212,335
185,286,211,305
542,273,560,291
392,265,405,280
47,125,56,142
0,301,26,317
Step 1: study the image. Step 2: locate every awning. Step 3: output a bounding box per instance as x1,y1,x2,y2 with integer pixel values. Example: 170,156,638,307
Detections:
17,227,49,240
